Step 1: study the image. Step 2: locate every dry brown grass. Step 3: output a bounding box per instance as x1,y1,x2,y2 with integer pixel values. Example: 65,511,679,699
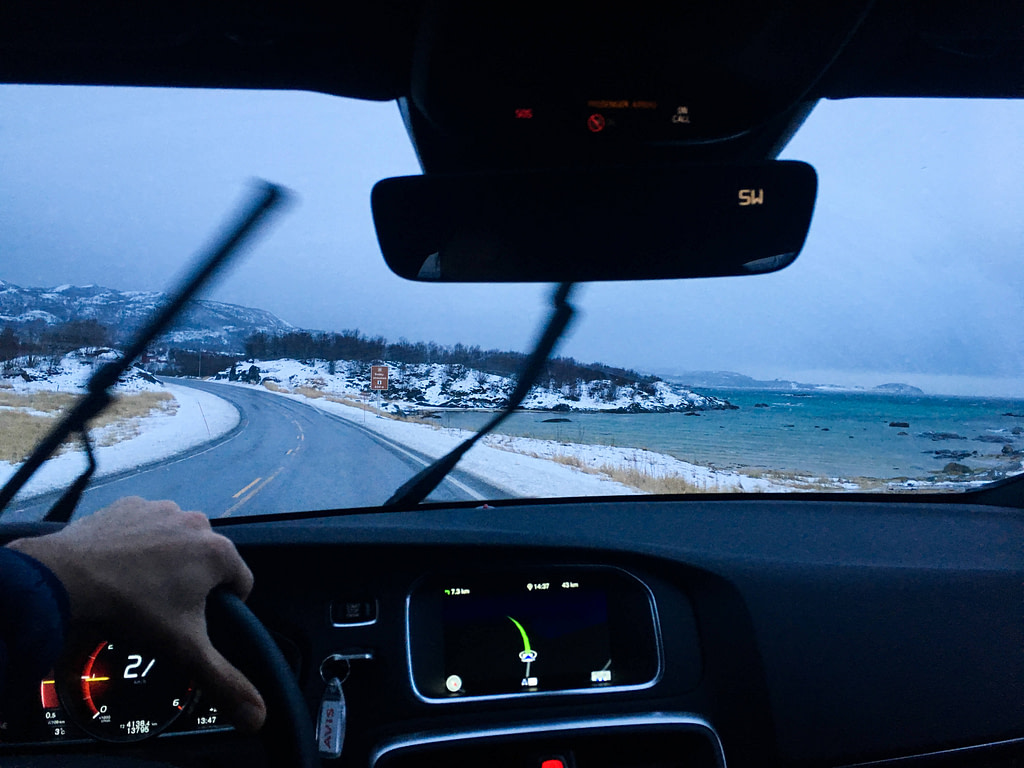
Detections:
549,453,586,470
0,390,78,413
92,392,176,446
736,466,885,492
0,390,80,463
0,390,175,462
392,412,443,426
601,465,708,494
546,452,707,494
0,410,71,463
329,394,369,408
329,394,438,425
266,381,381,414
285,385,440,426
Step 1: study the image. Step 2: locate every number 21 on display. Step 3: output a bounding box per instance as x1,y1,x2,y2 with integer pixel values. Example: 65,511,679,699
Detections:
123,655,155,679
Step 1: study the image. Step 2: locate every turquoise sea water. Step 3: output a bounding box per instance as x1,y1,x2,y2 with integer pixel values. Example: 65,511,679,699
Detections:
437,389,1024,482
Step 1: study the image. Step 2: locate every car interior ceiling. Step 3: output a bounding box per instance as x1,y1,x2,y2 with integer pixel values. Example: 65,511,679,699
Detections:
0,2,1022,768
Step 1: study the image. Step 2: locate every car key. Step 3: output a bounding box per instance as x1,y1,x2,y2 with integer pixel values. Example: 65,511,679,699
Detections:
317,674,346,759
317,652,372,759
318,656,352,760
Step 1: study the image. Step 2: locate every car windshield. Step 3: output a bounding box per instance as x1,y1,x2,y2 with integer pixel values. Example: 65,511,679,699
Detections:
1,86,1022,520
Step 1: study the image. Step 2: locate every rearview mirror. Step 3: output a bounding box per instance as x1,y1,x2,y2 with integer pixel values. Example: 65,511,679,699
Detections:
372,162,817,283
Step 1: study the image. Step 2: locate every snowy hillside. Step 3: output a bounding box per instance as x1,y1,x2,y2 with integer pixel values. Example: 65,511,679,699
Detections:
218,358,736,413
2,348,165,394
0,280,292,351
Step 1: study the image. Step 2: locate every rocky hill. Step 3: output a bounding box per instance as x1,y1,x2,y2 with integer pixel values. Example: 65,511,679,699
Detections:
225,358,737,414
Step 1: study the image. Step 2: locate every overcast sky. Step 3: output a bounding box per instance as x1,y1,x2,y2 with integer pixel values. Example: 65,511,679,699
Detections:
1,86,1021,396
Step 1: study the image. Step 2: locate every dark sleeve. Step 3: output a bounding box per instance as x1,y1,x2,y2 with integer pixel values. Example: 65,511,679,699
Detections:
0,547,71,730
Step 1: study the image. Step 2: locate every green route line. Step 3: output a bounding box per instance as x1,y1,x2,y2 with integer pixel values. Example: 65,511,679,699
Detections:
507,616,531,652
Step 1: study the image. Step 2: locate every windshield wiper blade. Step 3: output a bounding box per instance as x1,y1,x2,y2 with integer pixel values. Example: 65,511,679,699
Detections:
384,282,576,509
0,181,291,521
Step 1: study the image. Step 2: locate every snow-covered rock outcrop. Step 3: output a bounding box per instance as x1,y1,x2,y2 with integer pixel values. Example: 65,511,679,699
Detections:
218,359,736,413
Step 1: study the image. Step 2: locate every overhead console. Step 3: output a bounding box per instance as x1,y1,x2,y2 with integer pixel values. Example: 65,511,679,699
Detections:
407,566,662,701
404,2,875,171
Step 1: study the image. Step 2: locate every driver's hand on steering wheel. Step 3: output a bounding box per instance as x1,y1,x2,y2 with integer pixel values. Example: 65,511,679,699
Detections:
7,496,267,733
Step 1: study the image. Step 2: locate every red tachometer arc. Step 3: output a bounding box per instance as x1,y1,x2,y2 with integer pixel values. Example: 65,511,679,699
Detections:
80,641,110,717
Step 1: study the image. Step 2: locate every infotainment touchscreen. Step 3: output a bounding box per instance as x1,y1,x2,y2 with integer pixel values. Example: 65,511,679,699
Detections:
407,567,661,700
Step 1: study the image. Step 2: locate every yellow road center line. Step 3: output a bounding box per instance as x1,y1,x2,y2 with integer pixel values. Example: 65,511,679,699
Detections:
232,477,262,498
286,449,293,455
223,467,283,517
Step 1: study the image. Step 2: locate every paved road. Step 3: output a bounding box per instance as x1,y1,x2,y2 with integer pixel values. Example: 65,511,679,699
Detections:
9,380,504,521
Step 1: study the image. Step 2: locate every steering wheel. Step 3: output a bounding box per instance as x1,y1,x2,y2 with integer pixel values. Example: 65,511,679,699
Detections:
206,589,318,768
0,523,317,768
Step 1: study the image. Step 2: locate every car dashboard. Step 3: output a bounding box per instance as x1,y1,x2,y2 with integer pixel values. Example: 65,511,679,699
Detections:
3,496,1021,768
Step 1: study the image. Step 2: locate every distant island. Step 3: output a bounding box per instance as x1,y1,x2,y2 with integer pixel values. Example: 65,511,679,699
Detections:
663,370,925,395
872,382,925,395
665,371,817,390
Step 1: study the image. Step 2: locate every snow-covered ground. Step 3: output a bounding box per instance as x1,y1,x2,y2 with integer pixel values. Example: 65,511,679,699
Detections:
0,351,238,501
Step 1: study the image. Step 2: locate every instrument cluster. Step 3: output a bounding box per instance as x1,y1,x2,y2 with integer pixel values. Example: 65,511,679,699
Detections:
5,635,227,746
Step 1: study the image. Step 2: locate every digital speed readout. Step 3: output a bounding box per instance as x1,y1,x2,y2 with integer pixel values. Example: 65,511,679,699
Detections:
409,567,661,700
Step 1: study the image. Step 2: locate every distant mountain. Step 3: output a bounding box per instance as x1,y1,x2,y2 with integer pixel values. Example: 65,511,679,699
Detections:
0,280,293,352
665,371,819,390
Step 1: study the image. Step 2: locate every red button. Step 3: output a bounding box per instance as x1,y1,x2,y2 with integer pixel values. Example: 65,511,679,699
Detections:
541,760,565,768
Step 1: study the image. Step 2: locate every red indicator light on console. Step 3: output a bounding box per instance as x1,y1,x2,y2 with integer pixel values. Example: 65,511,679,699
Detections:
541,760,565,768
514,108,534,119
587,113,606,132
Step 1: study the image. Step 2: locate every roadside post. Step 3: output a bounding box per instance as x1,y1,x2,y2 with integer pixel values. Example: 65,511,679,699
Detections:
370,364,389,417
